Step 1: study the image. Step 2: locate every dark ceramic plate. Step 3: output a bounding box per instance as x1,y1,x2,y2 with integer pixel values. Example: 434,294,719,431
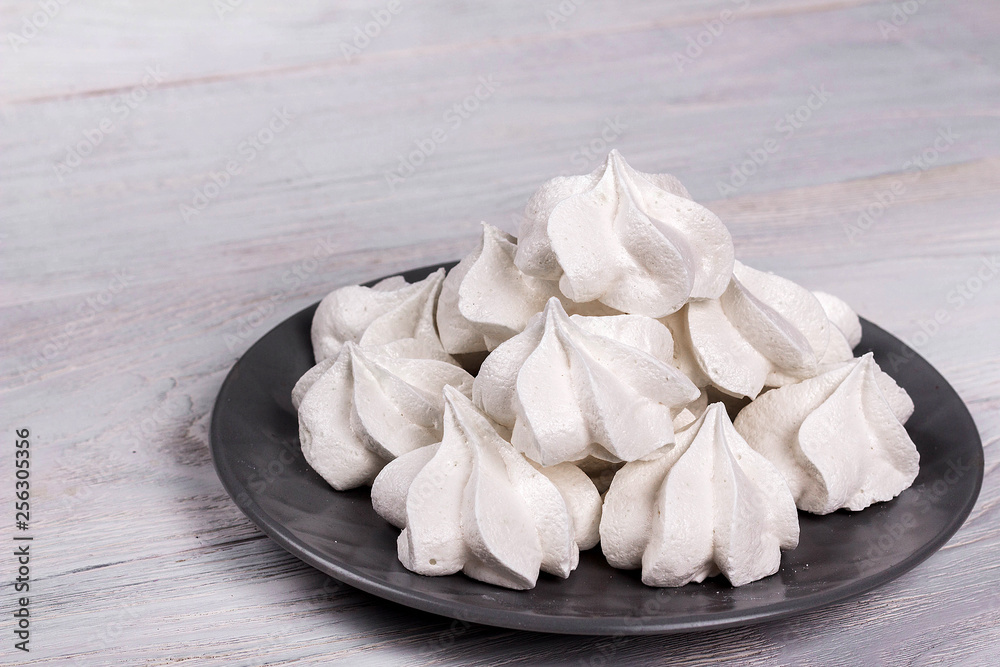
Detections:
209,262,983,635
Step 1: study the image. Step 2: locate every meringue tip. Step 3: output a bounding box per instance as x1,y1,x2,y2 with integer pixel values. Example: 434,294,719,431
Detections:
685,402,729,437
542,296,569,317
442,383,468,405
704,402,728,423
605,149,628,173
344,340,372,367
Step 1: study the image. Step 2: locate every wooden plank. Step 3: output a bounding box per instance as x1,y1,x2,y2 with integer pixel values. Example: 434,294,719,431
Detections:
2,0,998,663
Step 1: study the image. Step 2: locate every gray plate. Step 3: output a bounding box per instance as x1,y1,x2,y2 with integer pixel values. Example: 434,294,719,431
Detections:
209,262,983,635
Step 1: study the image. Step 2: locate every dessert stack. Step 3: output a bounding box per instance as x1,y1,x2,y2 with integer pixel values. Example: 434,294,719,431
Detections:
293,150,919,590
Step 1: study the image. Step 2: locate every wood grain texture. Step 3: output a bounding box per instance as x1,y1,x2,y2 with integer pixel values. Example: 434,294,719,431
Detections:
2,0,998,664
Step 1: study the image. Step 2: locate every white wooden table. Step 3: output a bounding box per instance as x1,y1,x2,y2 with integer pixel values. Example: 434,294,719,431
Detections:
3,1,998,664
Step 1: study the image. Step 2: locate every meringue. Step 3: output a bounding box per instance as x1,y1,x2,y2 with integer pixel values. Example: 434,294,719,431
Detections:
814,290,863,348
311,269,447,363
474,298,701,466
601,403,799,587
514,150,734,318
371,386,602,589
734,353,918,514
672,388,709,432
664,261,848,399
438,223,619,355
290,149,925,592
291,353,337,410
437,223,564,355
296,342,474,491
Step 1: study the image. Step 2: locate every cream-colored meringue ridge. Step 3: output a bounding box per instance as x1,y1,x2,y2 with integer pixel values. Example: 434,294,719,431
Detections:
813,290,863,349
437,223,563,355
474,298,701,466
513,150,734,318
734,353,918,514
664,261,851,399
438,222,620,355
672,388,709,433
600,403,799,587
295,342,474,491
371,386,602,590
311,269,448,363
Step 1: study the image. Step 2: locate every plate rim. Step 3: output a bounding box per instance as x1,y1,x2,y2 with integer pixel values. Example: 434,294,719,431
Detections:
209,263,985,636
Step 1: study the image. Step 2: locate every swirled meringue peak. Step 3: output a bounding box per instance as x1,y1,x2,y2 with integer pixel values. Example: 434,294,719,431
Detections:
371,386,602,589
295,342,474,491
734,353,918,514
474,298,701,466
311,268,447,363
600,403,799,587
665,261,843,399
437,223,564,355
513,150,734,318
438,223,620,355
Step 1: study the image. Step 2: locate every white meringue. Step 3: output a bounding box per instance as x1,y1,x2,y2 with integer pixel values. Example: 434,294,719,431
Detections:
600,403,799,587
672,388,709,432
664,261,842,399
814,290,863,348
310,269,447,363
734,353,918,514
371,386,602,589
514,150,734,318
437,223,564,355
292,335,454,411
296,342,474,491
474,298,700,466
438,223,619,355
291,150,926,592
291,353,337,410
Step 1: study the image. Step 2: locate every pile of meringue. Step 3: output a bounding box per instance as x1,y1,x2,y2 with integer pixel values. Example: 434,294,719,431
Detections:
293,151,919,590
